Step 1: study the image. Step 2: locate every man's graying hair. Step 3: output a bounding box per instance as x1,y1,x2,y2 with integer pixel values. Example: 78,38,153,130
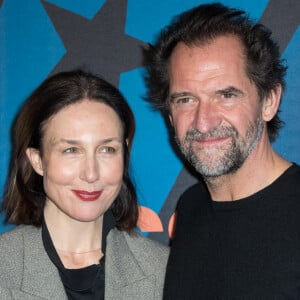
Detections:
143,2,287,142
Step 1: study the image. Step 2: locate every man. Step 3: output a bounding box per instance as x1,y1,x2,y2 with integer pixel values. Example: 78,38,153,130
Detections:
144,3,300,299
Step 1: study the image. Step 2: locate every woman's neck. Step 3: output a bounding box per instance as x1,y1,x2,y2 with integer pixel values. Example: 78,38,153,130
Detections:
44,202,103,258
56,248,104,269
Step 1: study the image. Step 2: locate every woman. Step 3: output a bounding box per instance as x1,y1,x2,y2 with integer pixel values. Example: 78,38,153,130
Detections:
0,70,169,299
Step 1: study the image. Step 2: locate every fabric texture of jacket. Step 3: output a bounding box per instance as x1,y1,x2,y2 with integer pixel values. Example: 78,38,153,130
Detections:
0,225,169,299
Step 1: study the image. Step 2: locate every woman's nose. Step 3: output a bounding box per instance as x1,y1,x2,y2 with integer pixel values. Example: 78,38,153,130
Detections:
80,155,100,183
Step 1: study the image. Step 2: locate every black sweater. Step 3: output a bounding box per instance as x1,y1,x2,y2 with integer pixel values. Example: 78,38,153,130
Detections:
163,164,300,299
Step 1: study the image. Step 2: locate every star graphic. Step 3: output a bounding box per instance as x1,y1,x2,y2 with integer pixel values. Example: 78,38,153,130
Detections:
42,0,146,86
260,0,300,54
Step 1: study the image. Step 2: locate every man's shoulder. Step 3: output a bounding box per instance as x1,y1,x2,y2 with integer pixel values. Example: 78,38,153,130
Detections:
289,163,300,177
177,180,210,210
275,163,300,193
182,180,208,196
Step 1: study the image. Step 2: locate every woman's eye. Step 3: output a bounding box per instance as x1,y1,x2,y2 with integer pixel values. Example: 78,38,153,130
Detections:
101,146,116,153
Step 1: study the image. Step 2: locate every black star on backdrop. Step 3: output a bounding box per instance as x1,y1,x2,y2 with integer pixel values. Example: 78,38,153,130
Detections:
260,0,300,54
42,0,146,86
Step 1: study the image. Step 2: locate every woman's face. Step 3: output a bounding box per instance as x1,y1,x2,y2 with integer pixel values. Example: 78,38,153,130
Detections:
27,100,124,223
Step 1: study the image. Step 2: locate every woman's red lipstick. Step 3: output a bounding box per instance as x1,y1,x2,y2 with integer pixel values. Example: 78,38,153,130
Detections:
72,190,102,201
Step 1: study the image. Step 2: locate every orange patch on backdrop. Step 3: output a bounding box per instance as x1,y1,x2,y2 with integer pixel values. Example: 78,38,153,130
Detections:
168,212,177,240
137,206,163,232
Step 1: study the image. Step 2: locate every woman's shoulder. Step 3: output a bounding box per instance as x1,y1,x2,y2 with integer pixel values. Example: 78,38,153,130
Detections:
107,229,169,274
105,229,169,299
110,228,168,251
108,228,169,264
0,225,40,259
0,225,40,242
0,226,37,287
0,225,24,246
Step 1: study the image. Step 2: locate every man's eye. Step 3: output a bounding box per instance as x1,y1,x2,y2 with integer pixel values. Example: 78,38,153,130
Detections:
221,92,237,99
64,147,77,153
173,97,197,106
177,97,193,104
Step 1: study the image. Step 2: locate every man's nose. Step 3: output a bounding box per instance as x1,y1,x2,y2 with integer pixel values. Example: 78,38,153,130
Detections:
193,101,221,133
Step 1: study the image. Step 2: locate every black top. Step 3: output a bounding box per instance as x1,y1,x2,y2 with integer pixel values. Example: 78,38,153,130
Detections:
42,210,115,300
163,163,300,299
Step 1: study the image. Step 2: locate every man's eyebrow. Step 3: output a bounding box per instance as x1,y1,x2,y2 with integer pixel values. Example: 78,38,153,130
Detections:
169,92,194,101
216,86,245,96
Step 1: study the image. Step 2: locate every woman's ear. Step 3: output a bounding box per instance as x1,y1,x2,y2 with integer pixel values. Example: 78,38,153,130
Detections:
169,114,174,126
26,148,44,176
262,84,282,122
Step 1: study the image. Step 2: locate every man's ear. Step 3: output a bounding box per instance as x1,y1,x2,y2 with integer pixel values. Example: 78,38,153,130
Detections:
26,148,44,176
262,84,282,122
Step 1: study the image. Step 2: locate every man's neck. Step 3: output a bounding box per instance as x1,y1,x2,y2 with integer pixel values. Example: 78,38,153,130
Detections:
205,147,291,202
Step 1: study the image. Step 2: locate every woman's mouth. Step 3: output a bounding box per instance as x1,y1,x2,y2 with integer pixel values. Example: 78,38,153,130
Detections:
72,190,102,201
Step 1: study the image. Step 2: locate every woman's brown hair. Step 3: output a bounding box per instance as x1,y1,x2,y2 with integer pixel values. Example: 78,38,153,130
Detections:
2,69,138,231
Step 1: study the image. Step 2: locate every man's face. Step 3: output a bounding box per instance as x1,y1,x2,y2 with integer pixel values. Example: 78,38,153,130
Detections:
168,35,265,177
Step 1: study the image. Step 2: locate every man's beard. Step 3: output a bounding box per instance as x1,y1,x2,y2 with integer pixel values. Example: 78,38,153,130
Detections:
176,117,264,178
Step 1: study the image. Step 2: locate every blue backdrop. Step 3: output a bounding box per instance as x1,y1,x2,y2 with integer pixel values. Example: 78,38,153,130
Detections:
1,0,300,244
